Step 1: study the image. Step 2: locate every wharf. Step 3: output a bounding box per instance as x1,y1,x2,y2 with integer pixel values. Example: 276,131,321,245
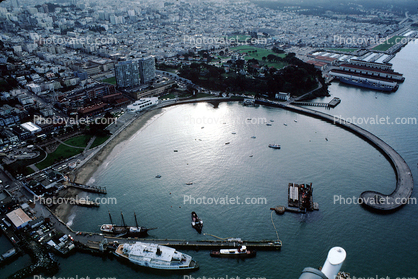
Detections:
291,97,341,108
84,237,282,252
74,199,99,207
68,182,107,194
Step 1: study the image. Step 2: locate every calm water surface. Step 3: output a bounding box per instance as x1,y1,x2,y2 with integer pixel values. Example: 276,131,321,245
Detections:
5,43,418,279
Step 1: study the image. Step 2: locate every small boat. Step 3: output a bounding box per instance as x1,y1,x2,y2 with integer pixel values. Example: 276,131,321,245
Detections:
155,175,161,178
232,132,236,134
325,138,328,141
283,123,287,126
251,136,256,139
270,120,274,122
294,119,297,122
174,150,178,152
186,182,193,185
268,144,281,149
210,246,256,258
191,211,203,233
225,142,230,145
201,127,204,129
266,123,272,126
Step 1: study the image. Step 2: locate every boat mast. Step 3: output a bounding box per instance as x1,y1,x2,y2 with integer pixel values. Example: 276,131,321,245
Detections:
121,211,126,227
108,210,113,224
134,212,139,228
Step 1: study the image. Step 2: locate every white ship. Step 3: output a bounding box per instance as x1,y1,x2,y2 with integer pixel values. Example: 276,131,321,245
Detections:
127,97,159,113
114,242,198,270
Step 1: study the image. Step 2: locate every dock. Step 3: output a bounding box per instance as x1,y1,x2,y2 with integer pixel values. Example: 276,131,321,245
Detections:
291,97,341,108
84,237,282,252
73,199,100,207
68,182,107,194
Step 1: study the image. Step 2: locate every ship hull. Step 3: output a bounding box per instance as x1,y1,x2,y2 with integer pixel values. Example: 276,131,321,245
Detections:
114,243,199,270
100,224,150,237
339,77,396,92
210,250,256,258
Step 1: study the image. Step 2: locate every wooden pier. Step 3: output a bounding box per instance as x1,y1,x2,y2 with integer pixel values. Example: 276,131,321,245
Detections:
291,97,341,108
85,237,282,252
68,182,107,194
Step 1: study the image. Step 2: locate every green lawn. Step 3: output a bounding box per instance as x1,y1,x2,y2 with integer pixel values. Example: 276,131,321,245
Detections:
102,76,116,85
65,135,91,147
372,36,405,52
231,46,287,69
91,135,110,148
36,135,92,170
326,48,358,53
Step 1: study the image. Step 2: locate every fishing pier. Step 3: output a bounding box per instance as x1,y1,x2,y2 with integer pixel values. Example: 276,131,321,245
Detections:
68,182,107,194
83,238,282,252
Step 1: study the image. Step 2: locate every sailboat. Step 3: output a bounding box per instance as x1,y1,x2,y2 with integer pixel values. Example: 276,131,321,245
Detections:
100,211,156,237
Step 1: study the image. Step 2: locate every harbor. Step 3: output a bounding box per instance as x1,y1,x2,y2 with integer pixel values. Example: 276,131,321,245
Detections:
257,99,414,211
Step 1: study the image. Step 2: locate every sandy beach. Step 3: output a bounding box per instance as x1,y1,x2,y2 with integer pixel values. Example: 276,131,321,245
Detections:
54,108,166,223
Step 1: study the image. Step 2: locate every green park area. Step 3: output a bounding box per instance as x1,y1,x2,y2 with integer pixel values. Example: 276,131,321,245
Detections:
231,45,287,69
36,134,109,170
372,36,405,52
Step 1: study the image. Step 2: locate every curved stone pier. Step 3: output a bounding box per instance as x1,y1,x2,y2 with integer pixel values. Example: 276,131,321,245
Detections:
258,100,414,211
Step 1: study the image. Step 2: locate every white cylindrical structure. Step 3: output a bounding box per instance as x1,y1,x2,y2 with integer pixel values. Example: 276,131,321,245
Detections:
321,247,346,279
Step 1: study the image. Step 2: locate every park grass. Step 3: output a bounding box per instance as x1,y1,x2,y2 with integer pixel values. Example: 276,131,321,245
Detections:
36,135,91,170
102,76,116,85
91,135,110,148
372,36,405,52
64,135,91,148
231,46,287,69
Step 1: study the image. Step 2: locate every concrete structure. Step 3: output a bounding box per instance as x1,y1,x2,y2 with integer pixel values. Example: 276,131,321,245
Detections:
138,56,155,84
115,60,140,89
259,100,414,212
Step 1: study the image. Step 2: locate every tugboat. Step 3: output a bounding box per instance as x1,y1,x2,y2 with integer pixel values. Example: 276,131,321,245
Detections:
210,245,256,258
100,211,156,237
191,211,203,233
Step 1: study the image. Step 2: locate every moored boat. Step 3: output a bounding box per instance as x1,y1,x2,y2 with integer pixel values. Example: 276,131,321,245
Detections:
114,242,198,270
100,212,156,237
191,211,203,233
268,144,281,149
210,246,256,258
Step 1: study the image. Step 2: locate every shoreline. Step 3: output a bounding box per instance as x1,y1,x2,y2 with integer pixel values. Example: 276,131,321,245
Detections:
55,108,166,223
74,108,165,185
